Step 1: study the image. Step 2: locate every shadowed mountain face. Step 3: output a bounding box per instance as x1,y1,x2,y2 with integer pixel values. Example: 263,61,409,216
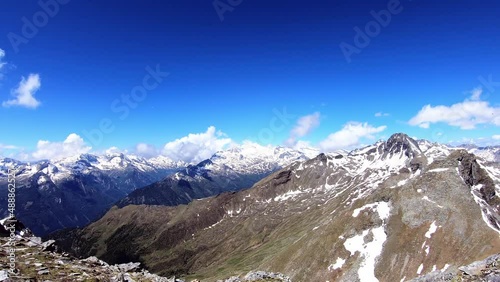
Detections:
0,154,183,236
116,144,316,207
51,134,500,281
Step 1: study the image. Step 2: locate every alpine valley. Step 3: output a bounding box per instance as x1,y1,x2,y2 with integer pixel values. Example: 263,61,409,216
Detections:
32,133,499,282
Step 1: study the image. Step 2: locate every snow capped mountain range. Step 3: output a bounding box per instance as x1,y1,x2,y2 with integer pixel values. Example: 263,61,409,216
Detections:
209,142,319,174
0,136,498,237
117,143,319,207
0,153,185,184
0,142,319,183
463,145,500,163
0,143,318,236
0,153,185,236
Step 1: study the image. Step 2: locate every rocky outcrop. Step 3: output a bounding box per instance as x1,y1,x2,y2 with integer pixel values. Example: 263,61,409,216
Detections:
455,150,497,203
218,271,292,282
0,216,33,237
0,235,176,282
410,253,500,281
452,150,500,231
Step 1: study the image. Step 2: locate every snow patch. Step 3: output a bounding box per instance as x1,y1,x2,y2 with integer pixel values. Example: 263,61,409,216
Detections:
328,257,346,271
273,190,303,202
204,219,224,230
425,221,438,238
397,179,408,187
428,168,450,173
417,263,424,275
227,207,242,217
352,202,391,221
37,175,50,185
422,196,444,208
343,226,387,282
441,264,450,272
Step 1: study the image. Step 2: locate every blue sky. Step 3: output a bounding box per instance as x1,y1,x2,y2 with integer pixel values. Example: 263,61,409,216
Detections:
0,0,499,162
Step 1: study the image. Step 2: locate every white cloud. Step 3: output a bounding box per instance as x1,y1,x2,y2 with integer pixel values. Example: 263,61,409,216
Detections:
0,144,17,150
293,140,314,149
0,143,19,158
493,135,500,141
32,133,92,160
319,122,387,152
3,73,42,109
375,112,390,117
135,143,158,158
408,88,500,130
104,146,128,155
285,112,321,146
161,126,233,163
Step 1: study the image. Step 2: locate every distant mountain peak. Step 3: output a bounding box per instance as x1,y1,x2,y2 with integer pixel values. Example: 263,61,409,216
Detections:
384,132,422,158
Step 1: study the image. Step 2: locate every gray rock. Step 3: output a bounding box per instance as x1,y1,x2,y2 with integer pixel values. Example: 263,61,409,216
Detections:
38,269,50,275
82,256,109,266
244,271,292,281
117,262,141,272
40,240,56,252
459,260,488,276
218,277,241,282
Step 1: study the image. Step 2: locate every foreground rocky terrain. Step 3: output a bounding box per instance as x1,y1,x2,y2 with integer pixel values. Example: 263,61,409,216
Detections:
410,253,500,281
1,227,498,282
50,134,500,281
0,219,292,282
